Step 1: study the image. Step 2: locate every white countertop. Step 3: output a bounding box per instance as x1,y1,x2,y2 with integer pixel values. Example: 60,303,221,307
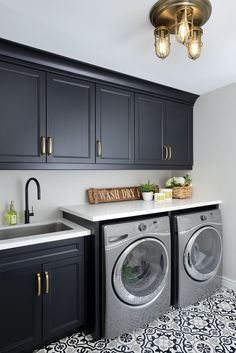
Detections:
0,219,91,251
60,198,222,222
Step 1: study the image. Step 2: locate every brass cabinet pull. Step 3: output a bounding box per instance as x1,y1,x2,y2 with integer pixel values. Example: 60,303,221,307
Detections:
47,137,53,156
168,145,172,160
45,271,49,294
163,145,169,160
96,140,102,157
37,273,41,297
40,136,46,155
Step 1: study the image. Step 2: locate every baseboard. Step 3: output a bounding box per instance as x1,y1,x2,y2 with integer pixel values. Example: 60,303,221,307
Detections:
222,276,236,291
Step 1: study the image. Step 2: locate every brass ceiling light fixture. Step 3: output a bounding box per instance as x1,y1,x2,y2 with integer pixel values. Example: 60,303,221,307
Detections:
150,0,212,60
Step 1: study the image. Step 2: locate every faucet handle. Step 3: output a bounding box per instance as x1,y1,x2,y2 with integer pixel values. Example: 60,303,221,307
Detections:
31,206,34,217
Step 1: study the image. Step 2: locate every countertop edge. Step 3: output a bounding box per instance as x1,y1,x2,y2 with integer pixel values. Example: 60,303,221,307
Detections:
60,200,222,222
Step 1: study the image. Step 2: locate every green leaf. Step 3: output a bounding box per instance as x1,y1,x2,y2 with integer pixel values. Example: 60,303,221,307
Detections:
139,180,156,192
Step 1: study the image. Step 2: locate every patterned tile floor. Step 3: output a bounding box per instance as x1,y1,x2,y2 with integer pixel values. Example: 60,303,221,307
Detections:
36,288,236,353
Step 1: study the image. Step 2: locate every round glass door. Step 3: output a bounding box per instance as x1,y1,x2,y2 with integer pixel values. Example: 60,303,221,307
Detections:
113,238,169,306
184,226,222,281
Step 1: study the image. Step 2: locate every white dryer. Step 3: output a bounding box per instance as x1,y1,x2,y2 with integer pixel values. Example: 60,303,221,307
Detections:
172,208,223,308
103,216,171,338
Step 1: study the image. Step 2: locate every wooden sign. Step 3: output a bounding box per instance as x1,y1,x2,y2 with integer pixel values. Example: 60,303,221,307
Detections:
87,186,142,204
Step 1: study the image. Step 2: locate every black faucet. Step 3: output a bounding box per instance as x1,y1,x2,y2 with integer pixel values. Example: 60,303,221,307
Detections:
24,178,41,224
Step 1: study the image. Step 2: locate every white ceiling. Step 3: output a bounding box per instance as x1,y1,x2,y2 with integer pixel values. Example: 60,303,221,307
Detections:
0,0,236,95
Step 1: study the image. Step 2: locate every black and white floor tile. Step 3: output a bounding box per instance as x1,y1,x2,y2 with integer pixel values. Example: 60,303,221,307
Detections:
36,288,236,353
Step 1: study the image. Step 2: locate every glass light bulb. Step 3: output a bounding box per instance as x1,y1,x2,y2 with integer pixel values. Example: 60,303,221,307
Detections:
156,37,170,59
154,28,170,59
188,29,203,60
188,39,200,59
175,7,192,44
177,19,190,44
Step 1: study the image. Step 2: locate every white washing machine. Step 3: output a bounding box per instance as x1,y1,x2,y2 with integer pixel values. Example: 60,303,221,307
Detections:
103,216,171,338
172,208,223,308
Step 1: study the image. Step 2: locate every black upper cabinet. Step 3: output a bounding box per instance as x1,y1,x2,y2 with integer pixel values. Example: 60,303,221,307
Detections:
0,264,42,353
165,100,193,166
96,85,134,164
0,61,46,163
43,257,84,341
135,94,165,165
47,73,95,163
0,39,197,169
135,93,193,167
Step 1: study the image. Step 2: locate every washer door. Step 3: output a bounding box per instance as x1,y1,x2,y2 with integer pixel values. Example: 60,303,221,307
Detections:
113,238,169,306
184,226,222,282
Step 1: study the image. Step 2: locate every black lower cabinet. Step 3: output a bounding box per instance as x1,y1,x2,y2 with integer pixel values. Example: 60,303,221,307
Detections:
0,239,85,353
43,257,84,341
0,265,42,353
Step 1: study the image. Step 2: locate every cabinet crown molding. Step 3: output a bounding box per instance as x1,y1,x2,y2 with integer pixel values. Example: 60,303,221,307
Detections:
0,38,198,105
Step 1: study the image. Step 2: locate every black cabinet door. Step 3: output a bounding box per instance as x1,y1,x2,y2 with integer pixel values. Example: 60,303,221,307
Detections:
47,73,95,163
0,265,42,353
96,85,134,164
43,257,84,341
165,101,193,166
0,61,46,163
135,94,165,164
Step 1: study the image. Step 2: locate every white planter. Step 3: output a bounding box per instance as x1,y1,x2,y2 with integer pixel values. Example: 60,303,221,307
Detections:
142,192,154,201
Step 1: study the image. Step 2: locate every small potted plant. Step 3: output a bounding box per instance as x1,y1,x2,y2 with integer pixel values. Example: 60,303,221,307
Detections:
139,180,156,201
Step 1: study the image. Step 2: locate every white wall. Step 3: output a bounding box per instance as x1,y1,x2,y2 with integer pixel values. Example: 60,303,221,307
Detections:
191,82,236,284
0,170,171,226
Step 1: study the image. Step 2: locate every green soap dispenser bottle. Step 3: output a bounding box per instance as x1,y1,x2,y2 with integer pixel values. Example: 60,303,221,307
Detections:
5,201,17,226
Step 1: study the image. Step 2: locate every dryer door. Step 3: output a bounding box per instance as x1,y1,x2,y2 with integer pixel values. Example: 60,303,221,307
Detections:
113,238,169,306
184,226,222,281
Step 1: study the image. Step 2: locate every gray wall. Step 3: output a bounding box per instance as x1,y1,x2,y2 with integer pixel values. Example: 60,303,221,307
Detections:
191,82,236,285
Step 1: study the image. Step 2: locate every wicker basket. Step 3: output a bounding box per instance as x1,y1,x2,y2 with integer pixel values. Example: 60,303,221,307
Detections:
172,186,192,199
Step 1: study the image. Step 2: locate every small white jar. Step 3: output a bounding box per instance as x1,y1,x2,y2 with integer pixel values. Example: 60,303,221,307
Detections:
154,192,165,202
142,192,154,201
